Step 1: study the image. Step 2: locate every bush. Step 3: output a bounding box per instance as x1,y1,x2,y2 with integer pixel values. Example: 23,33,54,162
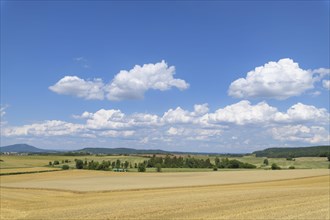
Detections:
271,163,281,170
138,163,146,172
62,165,70,170
155,163,162,172
263,159,269,165
53,160,59,165
75,159,84,169
49,161,52,166
213,166,218,171
289,166,295,169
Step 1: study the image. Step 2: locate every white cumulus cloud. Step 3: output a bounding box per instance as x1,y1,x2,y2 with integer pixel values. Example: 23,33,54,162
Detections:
322,80,330,90
228,58,329,100
106,60,189,100
204,100,278,125
1,101,329,147
271,125,329,144
49,76,105,100
49,61,189,101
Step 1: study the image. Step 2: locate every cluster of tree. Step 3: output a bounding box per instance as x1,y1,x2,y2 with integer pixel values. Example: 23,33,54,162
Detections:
75,159,133,171
145,155,213,168
271,163,281,170
253,146,330,158
49,159,70,166
215,157,256,169
144,155,256,169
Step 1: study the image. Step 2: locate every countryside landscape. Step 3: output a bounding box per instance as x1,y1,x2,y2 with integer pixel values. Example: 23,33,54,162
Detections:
1,144,329,219
1,1,329,219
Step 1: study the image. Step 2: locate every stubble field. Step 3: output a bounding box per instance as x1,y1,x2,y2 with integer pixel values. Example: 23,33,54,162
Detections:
0,169,329,219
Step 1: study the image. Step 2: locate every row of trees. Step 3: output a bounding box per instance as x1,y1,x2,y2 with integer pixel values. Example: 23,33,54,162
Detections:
49,159,71,166
145,155,256,169
75,159,135,171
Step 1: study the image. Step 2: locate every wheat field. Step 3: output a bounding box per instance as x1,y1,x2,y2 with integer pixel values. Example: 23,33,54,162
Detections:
0,169,329,219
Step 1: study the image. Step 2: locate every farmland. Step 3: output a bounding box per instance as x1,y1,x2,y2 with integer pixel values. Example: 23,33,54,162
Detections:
0,170,329,219
1,154,329,172
0,154,329,219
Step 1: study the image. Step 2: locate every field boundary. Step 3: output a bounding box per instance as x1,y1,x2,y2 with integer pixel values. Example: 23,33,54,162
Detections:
1,174,328,194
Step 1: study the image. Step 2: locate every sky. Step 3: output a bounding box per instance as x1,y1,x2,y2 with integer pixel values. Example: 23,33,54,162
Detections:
1,1,329,153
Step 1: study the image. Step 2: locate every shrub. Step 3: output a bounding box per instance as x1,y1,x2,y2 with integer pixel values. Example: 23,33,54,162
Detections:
75,159,84,169
53,160,59,165
49,161,52,166
138,163,146,172
271,163,281,170
62,165,69,170
263,159,269,165
289,166,295,169
155,163,162,172
213,166,218,171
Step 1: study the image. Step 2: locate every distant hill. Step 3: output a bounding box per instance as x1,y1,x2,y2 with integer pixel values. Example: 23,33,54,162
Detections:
253,145,330,158
78,147,169,155
0,144,54,153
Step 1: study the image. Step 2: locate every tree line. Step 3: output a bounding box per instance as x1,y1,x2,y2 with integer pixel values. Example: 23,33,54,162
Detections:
146,155,256,169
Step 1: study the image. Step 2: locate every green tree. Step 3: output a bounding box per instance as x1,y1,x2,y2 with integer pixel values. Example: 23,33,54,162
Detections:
263,159,269,165
53,160,59,165
155,163,162,172
115,159,121,169
49,161,52,166
124,161,129,169
138,163,146,172
75,159,84,169
62,165,70,170
215,157,220,167
271,163,281,170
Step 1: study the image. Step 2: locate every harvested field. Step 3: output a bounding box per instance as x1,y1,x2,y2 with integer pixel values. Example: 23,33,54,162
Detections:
0,173,329,219
0,169,328,192
0,167,60,175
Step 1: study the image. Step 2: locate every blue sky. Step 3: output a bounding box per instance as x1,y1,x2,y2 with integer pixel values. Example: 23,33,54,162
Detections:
1,1,329,152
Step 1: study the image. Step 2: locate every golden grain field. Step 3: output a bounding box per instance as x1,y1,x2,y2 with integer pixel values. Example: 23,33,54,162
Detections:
0,170,329,219
0,167,60,175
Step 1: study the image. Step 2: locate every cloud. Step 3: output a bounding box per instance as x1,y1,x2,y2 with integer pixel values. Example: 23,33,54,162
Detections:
271,125,329,144
2,120,85,137
0,106,6,118
204,100,278,125
274,103,329,124
2,101,329,147
228,58,329,100
49,76,105,100
73,57,90,68
323,80,330,90
49,61,189,101
106,60,189,101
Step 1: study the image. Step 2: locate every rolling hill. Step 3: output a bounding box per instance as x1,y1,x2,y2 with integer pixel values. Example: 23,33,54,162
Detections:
0,144,54,153
253,145,330,158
